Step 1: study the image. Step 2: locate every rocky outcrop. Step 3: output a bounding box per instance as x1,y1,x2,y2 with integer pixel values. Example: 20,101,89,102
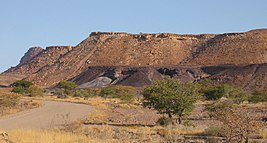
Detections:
19,32,214,86
7,46,73,75
19,47,44,65
180,29,267,66
3,29,267,88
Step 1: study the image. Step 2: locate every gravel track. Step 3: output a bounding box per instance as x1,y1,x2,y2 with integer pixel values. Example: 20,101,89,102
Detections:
0,101,93,130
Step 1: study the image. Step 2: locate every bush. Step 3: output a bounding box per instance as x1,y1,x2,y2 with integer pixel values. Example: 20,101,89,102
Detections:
99,86,116,98
11,86,28,94
229,89,248,104
99,86,136,102
28,85,44,97
248,89,267,103
202,84,248,103
0,94,20,109
55,88,67,98
74,89,98,98
202,85,228,100
11,80,33,95
58,81,77,90
11,80,33,88
112,86,136,102
55,81,78,97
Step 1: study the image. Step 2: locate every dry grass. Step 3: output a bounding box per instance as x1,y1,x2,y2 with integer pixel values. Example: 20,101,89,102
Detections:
1,124,265,143
7,129,116,143
0,90,42,117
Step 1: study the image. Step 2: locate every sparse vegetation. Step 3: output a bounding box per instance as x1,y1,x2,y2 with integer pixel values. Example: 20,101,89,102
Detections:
99,85,136,102
249,88,267,103
10,80,44,97
55,81,78,98
28,85,44,97
54,81,136,102
0,90,41,117
73,88,99,98
201,84,249,104
11,80,33,94
205,100,264,143
0,93,20,111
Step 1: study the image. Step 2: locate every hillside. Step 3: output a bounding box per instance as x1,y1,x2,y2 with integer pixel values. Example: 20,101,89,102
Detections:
2,29,267,89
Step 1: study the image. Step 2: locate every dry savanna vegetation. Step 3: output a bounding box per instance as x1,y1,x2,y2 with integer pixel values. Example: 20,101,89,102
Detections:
0,79,267,143
0,88,41,117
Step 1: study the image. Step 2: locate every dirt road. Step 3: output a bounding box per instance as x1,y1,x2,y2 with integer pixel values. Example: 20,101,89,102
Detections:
0,101,93,130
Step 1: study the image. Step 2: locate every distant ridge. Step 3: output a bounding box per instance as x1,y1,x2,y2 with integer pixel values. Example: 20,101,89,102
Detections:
2,29,267,90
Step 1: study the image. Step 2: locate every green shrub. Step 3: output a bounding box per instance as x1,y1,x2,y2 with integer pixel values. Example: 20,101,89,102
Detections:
202,84,248,103
74,89,98,98
99,86,136,102
112,86,136,102
99,86,116,98
202,86,226,100
55,88,68,98
11,80,33,88
28,85,44,97
228,88,248,104
248,89,267,103
11,80,33,95
54,81,78,97
11,86,28,94
58,81,77,90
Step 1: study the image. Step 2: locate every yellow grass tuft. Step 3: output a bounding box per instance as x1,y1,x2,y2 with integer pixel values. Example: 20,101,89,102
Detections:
9,129,116,143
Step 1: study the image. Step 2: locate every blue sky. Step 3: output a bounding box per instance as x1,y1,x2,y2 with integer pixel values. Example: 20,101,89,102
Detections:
0,0,267,72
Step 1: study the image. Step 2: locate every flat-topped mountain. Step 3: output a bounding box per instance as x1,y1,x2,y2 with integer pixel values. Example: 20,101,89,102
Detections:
2,29,267,89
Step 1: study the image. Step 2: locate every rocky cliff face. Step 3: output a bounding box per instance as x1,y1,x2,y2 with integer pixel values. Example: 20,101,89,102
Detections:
7,46,73,75
3,29,267,89
181,29,267,66
19,47,44,65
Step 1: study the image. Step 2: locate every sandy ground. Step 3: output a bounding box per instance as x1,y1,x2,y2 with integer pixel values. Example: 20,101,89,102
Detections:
0,101,93,131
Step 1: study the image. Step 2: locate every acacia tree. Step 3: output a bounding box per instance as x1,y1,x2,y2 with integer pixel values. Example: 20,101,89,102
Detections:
142,78,199,124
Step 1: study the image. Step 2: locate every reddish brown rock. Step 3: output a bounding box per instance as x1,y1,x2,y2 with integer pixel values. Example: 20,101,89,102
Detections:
2,29,267,89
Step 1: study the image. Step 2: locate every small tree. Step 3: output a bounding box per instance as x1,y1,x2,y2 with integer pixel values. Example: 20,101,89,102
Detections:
143,78,199,124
